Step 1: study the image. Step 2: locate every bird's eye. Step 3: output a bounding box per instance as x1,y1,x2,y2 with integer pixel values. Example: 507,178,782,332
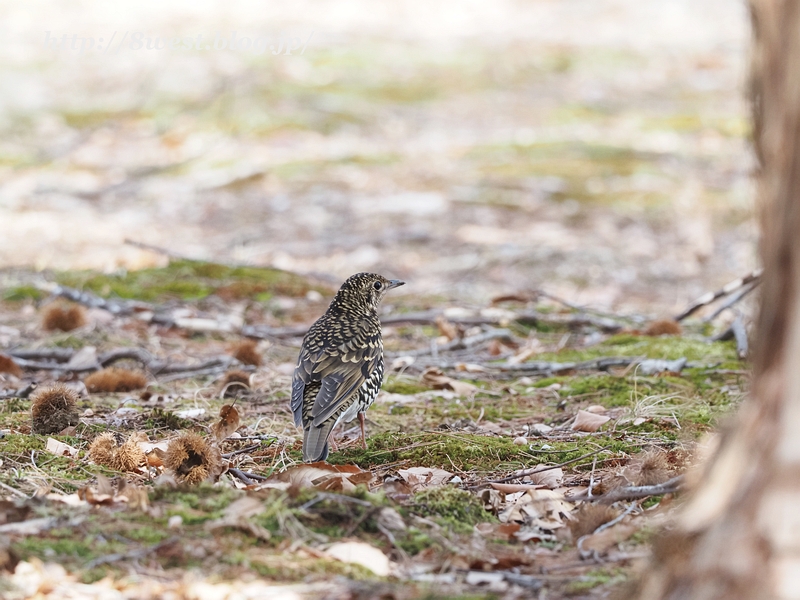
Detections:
373,281,383,290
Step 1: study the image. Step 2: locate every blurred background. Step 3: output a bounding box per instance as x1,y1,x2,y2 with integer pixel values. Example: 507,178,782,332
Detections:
0,0,755,313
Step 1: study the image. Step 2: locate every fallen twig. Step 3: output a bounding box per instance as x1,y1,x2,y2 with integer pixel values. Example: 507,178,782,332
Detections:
221,444,262,459
124,238,188,259
712,315,749,359
702,282,758,322
569,475,685,504
44,283,146,315
6,349,74,362
731,316,749,359
400,328,519,357
9,346,236,378
675,270,762,322
229,468,255,485
473,446,612,487
244,308,629,341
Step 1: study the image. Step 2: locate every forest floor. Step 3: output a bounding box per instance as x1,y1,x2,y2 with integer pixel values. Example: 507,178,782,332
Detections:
0,262,748,599
0,0,757,597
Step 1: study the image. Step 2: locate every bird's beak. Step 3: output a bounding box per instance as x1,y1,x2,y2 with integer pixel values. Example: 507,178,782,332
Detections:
387,279,405,290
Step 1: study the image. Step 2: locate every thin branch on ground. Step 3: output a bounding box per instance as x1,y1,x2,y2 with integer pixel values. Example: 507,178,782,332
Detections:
702,281,759,322
473,446,612,487
568,475,685,504
674,269,762,322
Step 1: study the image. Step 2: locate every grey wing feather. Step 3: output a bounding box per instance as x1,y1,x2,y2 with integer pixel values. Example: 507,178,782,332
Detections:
309,343,380,426
291,348,314,427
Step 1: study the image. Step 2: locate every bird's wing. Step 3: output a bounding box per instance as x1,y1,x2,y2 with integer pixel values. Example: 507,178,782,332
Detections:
291,346,316,427
308,333,382,427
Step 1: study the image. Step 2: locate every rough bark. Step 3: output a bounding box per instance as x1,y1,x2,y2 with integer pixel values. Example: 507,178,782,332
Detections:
627,2,800,598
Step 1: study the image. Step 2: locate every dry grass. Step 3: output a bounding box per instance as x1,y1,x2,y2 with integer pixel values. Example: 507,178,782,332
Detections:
84,368,148,393
30,384,80,434
41,303,86,332
231,340,262,367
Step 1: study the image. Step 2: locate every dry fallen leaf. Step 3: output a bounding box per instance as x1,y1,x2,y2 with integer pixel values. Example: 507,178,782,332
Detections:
579,521,640,554
45,437,78,458
269,462,373,492
398,466,453,492
435,315,461,341
499,489,574,529
421,367,478,396
571,410,612,432
527,467,564,488
211,404,240,441
325,541,391,576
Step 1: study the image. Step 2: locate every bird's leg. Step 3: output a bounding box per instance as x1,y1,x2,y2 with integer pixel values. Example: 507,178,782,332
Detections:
358,413,367,450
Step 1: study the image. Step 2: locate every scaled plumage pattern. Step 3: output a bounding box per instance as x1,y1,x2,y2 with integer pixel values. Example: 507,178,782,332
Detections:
291,272,404,462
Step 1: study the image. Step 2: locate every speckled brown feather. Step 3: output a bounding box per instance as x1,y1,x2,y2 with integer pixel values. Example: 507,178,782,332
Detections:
291,273,403,462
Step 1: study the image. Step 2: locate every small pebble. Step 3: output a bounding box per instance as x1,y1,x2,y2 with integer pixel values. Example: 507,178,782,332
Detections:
168,515,183,529
513,436,528,445
82,408,94,417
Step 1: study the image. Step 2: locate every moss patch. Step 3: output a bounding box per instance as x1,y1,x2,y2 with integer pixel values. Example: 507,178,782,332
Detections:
409,486,495,532
36,260,328,302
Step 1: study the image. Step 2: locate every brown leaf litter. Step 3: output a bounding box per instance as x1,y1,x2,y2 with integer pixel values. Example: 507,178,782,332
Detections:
211,404,241,441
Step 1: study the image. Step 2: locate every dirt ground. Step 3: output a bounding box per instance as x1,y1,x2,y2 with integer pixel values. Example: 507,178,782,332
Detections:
0,1,757,599
0,0,754,312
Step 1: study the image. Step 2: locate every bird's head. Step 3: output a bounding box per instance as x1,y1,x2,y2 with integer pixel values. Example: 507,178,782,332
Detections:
333,273,405,312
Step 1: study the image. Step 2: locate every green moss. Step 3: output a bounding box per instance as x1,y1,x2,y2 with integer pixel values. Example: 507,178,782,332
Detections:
3,285,45,301
533,335,736,364
331,431,531,472
153,483,240,523
51,259,325,302
532,377,567,388
562,374,637,407
14,536,97,560
396,528,442,555
125,527,171,544
566,567,627,593
409,487,494,533
51,335,87,349
2,433,46,454
382,376,428,395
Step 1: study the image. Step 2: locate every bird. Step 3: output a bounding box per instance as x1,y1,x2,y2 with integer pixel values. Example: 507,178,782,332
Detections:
291,272,404,463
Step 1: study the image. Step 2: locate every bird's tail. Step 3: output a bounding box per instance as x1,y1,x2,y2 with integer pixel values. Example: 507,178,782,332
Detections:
303,421,336,462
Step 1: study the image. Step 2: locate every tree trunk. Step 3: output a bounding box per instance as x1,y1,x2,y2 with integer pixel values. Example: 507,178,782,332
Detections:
628,2,800,599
